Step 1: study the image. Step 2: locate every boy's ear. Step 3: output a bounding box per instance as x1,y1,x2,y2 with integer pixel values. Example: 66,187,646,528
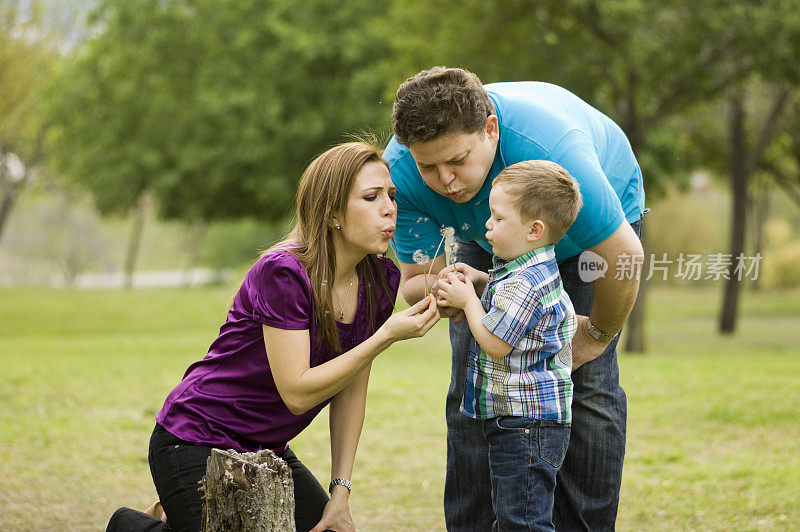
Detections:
527,219,546,242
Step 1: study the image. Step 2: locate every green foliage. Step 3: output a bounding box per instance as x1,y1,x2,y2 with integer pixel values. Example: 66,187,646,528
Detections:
0,0,56,157
41,0,800,220
380,0,800,200
46,0,390,220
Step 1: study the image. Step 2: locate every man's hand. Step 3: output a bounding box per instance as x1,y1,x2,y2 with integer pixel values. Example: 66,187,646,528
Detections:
436,263,485,322
431,276,464,323
571,315,613,370
437,272,479,310
438,305,466,323
439,262,489,295
424,275,464,323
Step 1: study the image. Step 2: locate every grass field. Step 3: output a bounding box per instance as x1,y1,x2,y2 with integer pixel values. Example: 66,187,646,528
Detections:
1,283,798,531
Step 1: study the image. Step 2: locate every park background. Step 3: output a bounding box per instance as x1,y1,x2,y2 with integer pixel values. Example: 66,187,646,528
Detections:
1,0,799,530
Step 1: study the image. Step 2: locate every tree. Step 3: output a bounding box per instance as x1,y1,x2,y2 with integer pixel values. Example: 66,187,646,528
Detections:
379,0,800,349
719,88,789,333
715,1,800,332
0,0,56,245
46,0,391,279
48,0,392,221
761,97,800,209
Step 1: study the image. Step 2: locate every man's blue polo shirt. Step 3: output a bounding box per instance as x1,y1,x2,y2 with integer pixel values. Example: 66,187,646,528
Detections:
384,81,645,264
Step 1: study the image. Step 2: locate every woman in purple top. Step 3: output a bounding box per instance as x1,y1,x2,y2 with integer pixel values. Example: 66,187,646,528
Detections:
107,142,440,532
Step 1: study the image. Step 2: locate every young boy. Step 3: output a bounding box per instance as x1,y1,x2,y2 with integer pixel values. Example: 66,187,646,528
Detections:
436,159,583,531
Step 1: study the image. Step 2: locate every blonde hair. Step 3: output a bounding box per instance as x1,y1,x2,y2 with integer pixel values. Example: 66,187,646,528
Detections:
493,160,583,241
242,141,392,352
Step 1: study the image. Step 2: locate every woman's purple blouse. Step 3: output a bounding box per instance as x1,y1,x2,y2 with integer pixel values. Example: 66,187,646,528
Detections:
156,249,401,454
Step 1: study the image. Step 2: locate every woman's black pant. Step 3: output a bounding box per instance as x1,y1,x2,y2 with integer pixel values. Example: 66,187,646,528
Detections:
107,423,329,532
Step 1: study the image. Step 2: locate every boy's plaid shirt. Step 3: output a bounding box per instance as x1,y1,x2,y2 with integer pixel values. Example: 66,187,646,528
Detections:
461,245,576,422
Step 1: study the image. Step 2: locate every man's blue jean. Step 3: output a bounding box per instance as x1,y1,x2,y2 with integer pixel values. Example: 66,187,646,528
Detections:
483,416,571,531
444,219,641,531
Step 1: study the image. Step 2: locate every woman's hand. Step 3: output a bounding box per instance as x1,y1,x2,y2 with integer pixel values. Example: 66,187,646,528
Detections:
310,490,356,532
379,293,440,341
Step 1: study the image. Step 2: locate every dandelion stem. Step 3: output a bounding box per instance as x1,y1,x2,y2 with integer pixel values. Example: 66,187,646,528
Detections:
426,234,447,294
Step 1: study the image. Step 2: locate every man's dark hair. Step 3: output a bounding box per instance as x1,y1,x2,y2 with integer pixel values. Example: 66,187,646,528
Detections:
392,66,495,146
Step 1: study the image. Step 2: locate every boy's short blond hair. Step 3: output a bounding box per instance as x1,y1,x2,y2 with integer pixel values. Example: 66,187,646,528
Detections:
493,160,583,242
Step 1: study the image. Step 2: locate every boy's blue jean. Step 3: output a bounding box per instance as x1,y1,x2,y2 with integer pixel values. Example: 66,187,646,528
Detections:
444,219,641,531
483,416,571,531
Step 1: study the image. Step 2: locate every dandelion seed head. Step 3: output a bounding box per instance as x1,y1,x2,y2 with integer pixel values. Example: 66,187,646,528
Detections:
440,226,455,238
412,250,430,264
449,241,459,263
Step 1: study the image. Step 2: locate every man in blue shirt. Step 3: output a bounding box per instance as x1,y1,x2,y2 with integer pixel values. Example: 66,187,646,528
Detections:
385,67,645,530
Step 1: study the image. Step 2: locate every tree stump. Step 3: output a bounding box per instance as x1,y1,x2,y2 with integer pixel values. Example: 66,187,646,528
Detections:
198,448,295,531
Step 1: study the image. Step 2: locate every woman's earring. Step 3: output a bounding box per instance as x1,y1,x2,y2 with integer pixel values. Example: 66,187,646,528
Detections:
335,222,341,229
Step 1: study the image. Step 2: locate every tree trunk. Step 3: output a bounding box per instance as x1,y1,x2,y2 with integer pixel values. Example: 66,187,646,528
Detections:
0,153,26,247
720,95,747,334
0,182,19,246
181,221,207,287
624,221,647,353
623,115,647,353
199,448,295,532
750,183,769,292
124,195,146,290
720,89,788,333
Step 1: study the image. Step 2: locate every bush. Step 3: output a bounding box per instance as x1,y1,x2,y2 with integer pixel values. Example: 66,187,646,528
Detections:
762,218,800,288
199,218,289,272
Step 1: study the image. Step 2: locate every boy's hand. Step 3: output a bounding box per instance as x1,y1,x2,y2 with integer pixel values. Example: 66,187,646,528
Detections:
439,262,489,295
438,263,466,281
433,265,467,322
437,271,478,310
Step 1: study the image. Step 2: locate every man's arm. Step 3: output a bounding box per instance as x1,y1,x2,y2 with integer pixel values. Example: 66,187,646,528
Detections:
399,254,465,322
398,254,447,305
572,221,643,369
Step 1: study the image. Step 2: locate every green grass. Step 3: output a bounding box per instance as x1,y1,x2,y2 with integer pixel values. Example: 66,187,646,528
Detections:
1,284,798,531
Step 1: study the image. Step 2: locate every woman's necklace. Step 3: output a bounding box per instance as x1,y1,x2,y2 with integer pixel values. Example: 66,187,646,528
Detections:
336,272,356,320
